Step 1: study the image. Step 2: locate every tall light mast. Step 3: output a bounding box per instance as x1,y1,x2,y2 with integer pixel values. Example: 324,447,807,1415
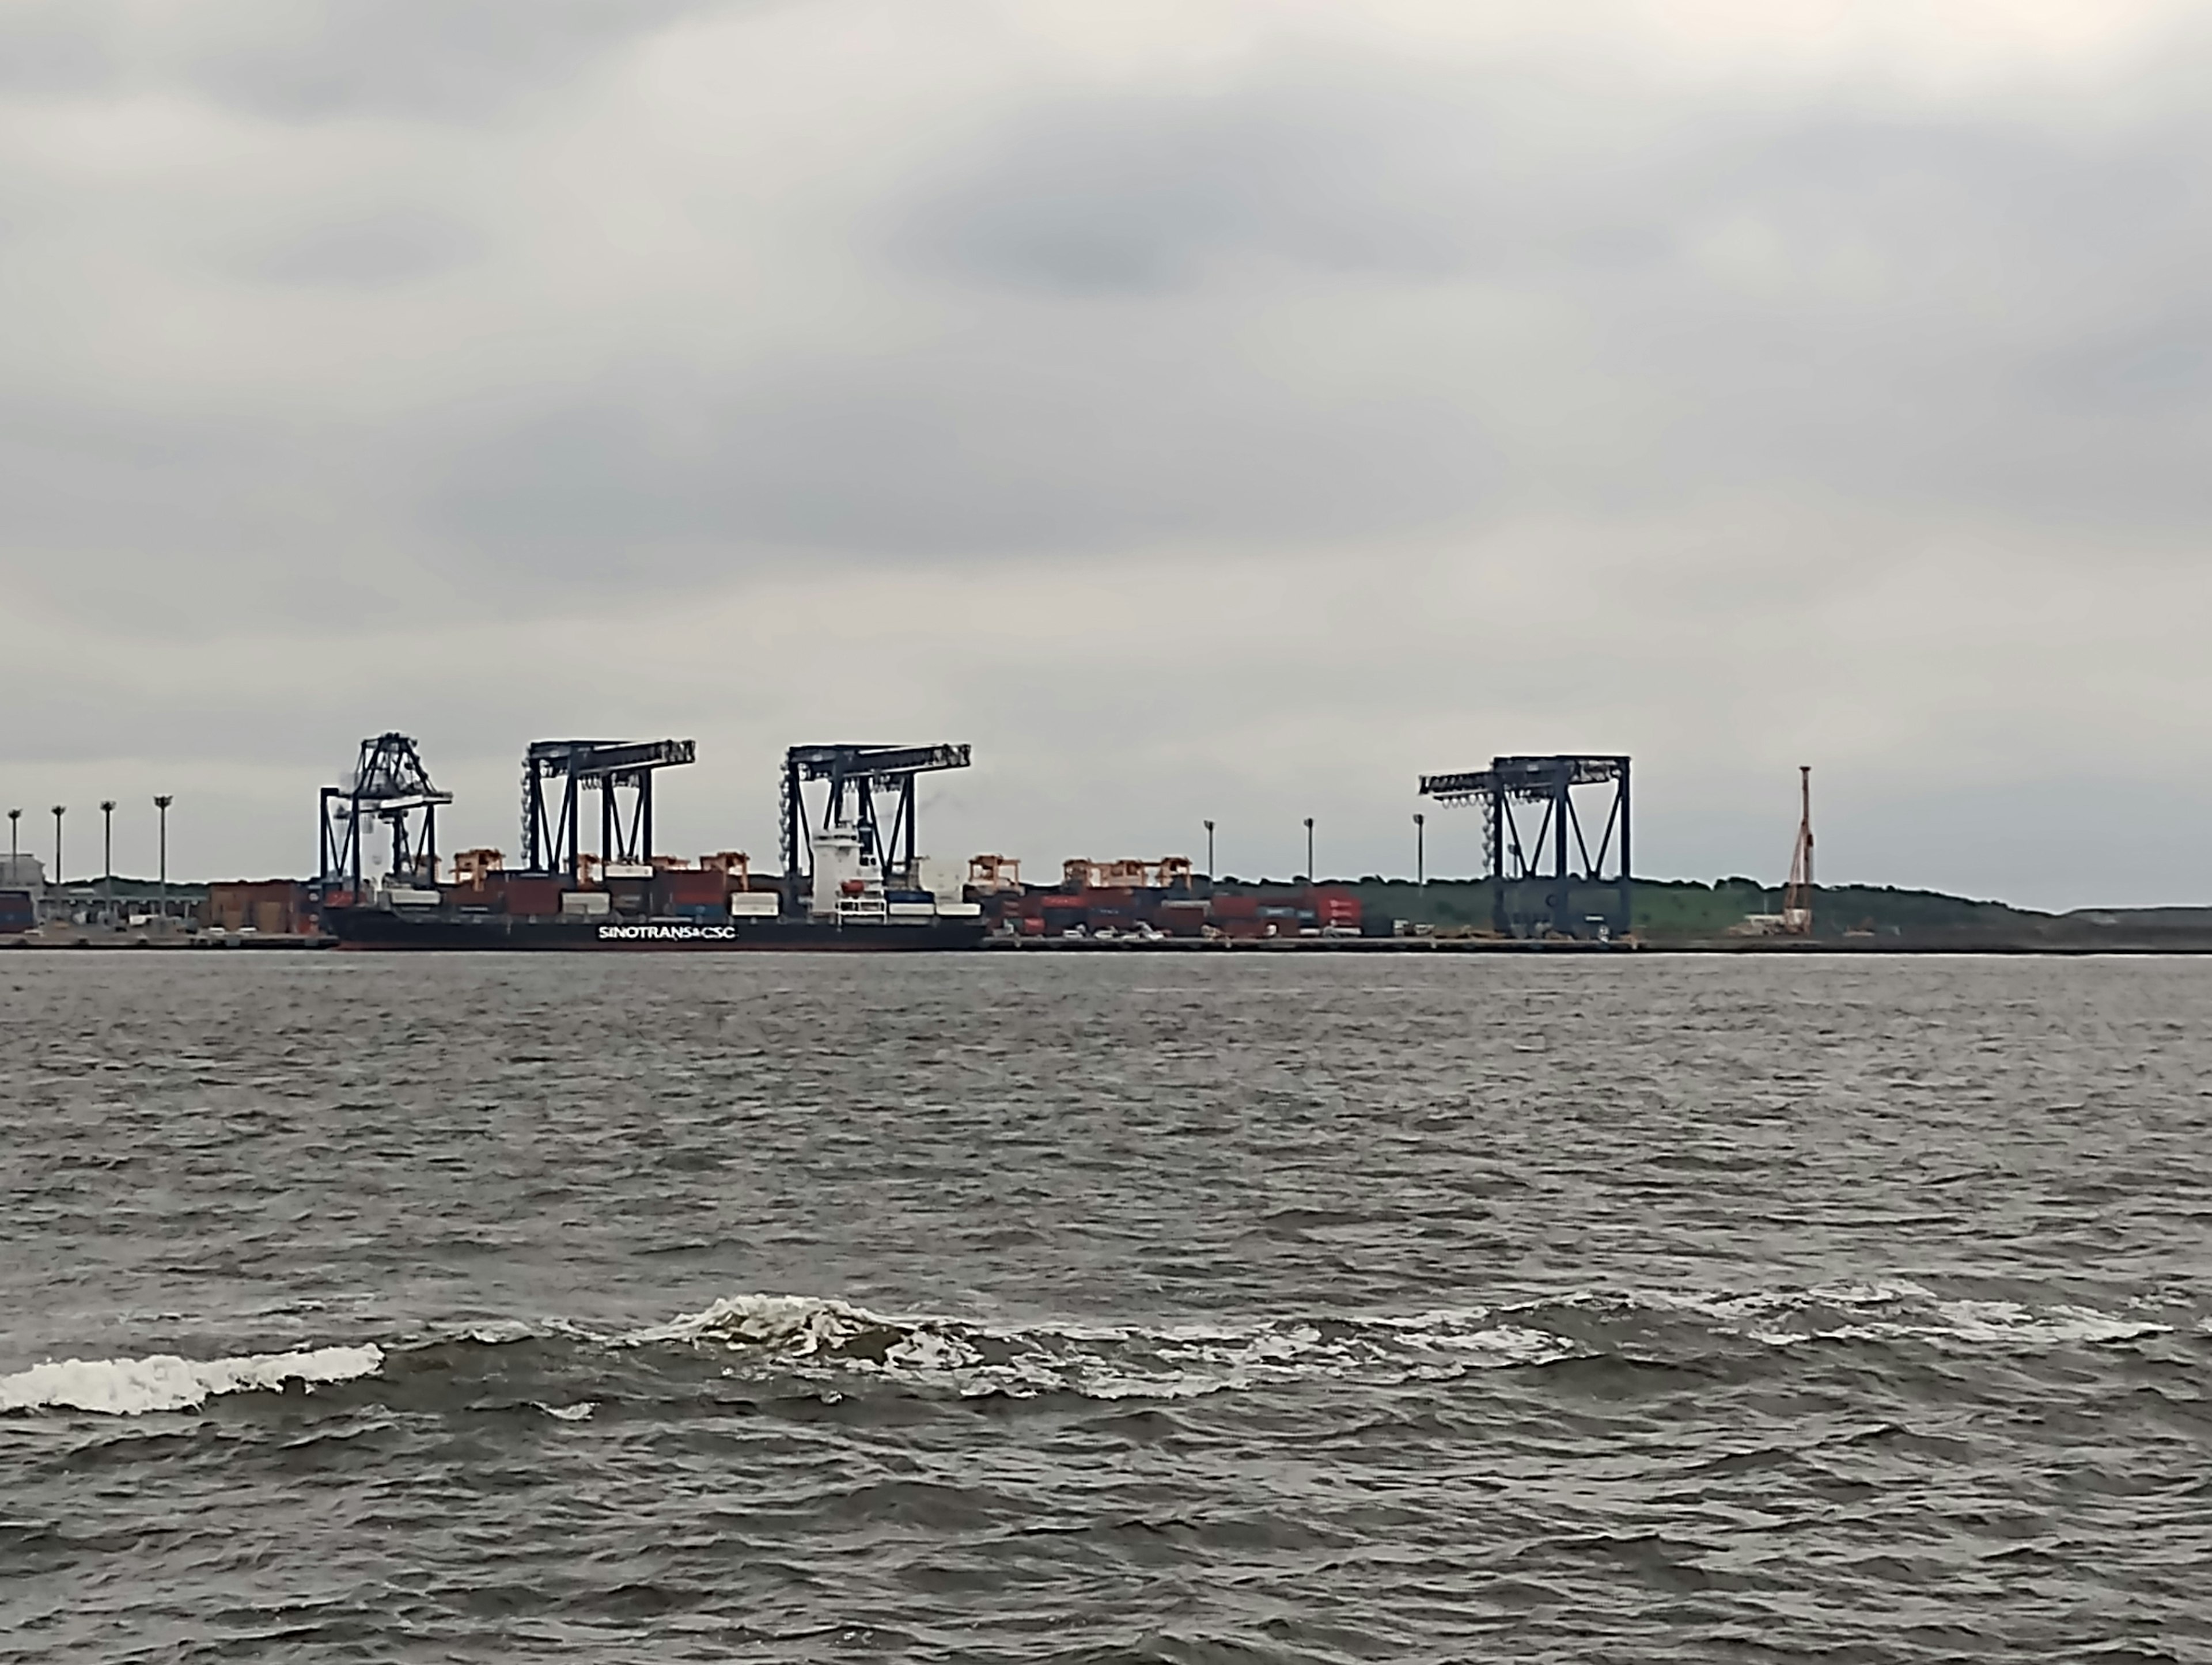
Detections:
1782,766,1814,936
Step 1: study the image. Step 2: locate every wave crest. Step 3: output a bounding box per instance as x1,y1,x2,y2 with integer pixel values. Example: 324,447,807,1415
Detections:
0,1345,384,1417
624,1294,1575,1399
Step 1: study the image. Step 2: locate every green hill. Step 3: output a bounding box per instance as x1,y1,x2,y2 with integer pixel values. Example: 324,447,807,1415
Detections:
1342,877,2044,939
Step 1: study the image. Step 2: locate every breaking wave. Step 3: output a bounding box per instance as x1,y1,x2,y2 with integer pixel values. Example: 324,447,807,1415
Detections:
1599,1280,2177,1350
615,1280,2183,1399
0,1344,384,1417
622,1293,1575,1399
3,1281,2183,1418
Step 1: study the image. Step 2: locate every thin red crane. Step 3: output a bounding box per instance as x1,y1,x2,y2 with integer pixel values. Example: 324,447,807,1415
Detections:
1781,765,1813,936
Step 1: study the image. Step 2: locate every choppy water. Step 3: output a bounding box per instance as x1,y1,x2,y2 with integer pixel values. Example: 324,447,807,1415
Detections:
2,954,2207,1662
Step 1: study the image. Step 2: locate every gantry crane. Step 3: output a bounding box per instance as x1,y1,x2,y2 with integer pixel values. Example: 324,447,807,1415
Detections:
1418,753,1631,939
520,738,696,882
780,743,971,905
317,733,454,902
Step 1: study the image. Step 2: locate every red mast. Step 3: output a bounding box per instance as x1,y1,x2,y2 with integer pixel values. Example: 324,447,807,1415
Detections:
1782,765,1813,935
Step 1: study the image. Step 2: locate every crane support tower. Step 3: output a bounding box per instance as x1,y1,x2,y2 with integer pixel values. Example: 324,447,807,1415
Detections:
1782,766,1814,935
521,738,696,882
781,744,971,908
1419,754,1632,940
317,733,454,905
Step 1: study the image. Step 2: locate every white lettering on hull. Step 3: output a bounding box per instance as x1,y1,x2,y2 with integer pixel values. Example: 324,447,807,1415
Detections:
596,924,740,942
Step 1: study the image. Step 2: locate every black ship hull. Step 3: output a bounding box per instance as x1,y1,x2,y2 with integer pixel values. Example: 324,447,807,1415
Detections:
325,908,988,952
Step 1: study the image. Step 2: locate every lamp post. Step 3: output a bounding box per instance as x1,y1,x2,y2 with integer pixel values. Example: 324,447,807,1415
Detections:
51,805,65,885
1414,812,1425,886
1203,819,1215,879
6,807,17,864
154,795,173,913
1303,817,1315,885
101,799,116,912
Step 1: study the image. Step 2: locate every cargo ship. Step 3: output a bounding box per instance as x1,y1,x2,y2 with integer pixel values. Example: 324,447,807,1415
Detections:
323,839,987,953
315,734,988,953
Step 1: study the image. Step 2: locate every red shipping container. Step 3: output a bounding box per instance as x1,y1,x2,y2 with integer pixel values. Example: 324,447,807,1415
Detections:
661,870,726,907
1210,894,1259,920
1159,901,1209,938
506,877,563,916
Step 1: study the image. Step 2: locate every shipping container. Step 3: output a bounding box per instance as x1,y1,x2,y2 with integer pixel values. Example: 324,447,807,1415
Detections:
1210,894,1260,920
207,880,312,935
660,870,726,907
1158,899,1209,938
1312,886,1361,926
507,877,565,916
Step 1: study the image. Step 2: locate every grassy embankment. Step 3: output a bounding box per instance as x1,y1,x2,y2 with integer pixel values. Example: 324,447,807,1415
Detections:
1336,877,2043,938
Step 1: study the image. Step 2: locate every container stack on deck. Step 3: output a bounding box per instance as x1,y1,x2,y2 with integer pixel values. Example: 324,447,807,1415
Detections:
987,864,1377,940
436,851,784,925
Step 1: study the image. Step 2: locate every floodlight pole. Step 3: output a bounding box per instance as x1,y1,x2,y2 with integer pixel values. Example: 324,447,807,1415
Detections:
154,795,173,911
1414,812,1425,885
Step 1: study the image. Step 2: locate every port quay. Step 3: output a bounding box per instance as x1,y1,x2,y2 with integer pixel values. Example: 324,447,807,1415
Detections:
7,735,2210,954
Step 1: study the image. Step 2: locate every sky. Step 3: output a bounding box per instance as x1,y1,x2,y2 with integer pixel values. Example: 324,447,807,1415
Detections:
3,0,2209,909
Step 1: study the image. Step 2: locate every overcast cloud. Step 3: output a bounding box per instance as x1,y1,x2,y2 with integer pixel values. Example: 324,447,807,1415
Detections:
3,0,2209,907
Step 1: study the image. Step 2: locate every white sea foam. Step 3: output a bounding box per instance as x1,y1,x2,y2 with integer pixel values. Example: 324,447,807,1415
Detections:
1622,1282,2173,1351
0,1344,384,1417
626,1293,1576,1400
1812,1300,2172,1350
615,1278,2187,1403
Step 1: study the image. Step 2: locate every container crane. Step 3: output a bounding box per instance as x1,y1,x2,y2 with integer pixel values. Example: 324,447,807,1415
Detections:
1418,753,1631,939
519,738,696,883
317,733,453,905
780,743,971,909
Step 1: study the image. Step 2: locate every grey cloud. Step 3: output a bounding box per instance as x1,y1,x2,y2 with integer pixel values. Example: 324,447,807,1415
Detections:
423,347,1496,581
245,208,481,288
0,0,734,122
0,5,116,97
895,77,1517,292
187,0,725,123
411,56,2212,585
12,25,2212,610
